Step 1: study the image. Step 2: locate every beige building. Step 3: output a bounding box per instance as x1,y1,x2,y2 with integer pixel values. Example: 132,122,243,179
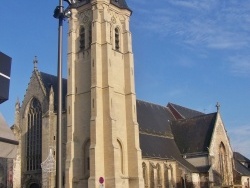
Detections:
9,0,250,188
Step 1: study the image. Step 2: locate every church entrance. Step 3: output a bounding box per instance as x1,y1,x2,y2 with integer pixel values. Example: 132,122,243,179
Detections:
29,183,39,188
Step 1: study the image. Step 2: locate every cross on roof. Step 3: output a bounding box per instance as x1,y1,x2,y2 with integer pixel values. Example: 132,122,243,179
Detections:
33,56,38,70
216,102,220,112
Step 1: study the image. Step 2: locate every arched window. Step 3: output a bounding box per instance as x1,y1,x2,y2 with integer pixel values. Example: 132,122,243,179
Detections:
26,98,42,171
89,24,92,48
80,26,85,50
115,27,120,50
83,139,90,178
117,139,124,174
156,164,162,187
142,162,148,187
164,165,169,187
219,142,228,184
150,164,154,188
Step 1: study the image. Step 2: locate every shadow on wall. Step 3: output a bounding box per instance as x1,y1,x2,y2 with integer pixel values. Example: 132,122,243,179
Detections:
213,170,223,186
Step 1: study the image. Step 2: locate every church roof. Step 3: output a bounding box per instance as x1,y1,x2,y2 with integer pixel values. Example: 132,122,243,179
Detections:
137,100,197,172
170,113,217,154
234,152,250,163
137,100,174,137
0,113,18,158
168,103,204,120
110,0,131,11
39,71,67,111
139,133,197,172
234,159,250,176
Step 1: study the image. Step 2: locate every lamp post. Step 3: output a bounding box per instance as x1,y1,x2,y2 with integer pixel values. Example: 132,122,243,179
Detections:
53,0,72,187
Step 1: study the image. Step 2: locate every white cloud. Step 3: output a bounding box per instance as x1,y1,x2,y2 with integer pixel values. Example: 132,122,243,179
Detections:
132,1,250,51
228,55,250,76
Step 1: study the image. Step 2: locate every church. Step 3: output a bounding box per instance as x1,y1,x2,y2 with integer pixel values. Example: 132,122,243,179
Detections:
8,0,250,188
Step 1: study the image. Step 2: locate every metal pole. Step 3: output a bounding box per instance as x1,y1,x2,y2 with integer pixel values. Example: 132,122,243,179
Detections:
56,0,63,187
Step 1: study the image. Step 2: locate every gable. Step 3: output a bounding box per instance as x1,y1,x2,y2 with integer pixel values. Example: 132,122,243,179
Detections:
209,113,233,157
171,113,217,154
21,71,49,117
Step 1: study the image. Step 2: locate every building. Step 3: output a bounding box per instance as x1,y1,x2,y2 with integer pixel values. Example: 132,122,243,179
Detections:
10,0,250,188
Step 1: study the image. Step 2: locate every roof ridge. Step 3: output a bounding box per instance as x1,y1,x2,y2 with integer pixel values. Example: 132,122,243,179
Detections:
137,99,168,109
174,112,217,122
168,102,204,115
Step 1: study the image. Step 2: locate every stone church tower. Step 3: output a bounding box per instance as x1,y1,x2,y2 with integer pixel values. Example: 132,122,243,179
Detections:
65,0,144,187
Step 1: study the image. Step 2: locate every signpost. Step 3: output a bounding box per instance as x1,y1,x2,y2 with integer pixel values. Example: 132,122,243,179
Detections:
99,177,104,188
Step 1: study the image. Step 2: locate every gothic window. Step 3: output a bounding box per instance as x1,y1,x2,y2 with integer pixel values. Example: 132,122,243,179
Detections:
83,139,90,178
115,27,120,51
89,24,92,48
142,162,148,187
156,164,162,187
80,26,85,50
117,139,124,174
164,165,169,187
26,98,42,171
150,164,154,188
168,165,174,187
219,142,227,184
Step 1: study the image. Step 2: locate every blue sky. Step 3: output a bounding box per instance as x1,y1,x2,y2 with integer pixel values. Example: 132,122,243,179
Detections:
0,0,250,158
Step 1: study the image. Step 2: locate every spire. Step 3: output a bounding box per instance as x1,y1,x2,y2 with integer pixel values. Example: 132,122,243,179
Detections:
110,0,131,11
15,98,20,111
33,56,38,70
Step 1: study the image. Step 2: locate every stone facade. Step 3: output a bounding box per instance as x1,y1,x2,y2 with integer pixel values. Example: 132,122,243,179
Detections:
12,71,67,188
0,158,13,188
209,113,234,186
66,0,144,187
9,1,250,188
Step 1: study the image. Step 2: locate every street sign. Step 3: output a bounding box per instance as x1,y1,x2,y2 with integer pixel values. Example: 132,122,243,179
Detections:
99,177,104,184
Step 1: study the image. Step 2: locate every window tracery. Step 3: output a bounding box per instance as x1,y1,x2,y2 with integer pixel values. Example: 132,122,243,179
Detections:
26,98,42,171
89,24,92,48
80,26,85,50
219,142,228,185
115,27,120,50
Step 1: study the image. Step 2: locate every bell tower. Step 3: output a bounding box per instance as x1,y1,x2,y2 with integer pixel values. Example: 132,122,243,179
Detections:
66,0,144,187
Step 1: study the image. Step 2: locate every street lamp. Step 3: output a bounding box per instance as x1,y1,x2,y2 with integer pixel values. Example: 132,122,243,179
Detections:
53,0,73,187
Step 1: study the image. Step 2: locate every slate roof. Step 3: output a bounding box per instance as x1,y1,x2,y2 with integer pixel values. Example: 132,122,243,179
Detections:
137,100,174,137
234,159,250,176
234,152,250,176
39,71,67,111
234,152,250,163
168,103,204,119
139,133,197,172
110,0,131,11
72,0,131,11
0,113,18,158
137,100,197,172
170,113,217,154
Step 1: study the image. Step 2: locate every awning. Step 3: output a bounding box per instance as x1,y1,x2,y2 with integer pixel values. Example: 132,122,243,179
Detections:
0,113,18,158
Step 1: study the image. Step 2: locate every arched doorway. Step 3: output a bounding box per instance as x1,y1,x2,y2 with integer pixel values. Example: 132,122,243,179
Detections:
29,183,39,188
